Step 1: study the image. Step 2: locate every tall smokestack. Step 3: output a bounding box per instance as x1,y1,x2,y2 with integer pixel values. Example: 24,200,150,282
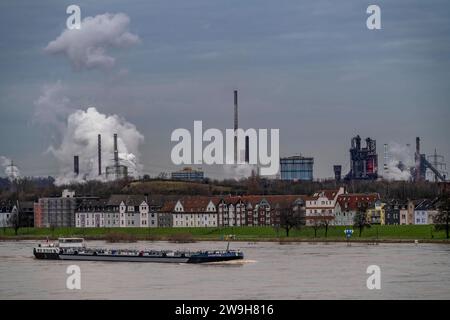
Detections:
234,90,238,131
234,90,238,163
245,135,249,163
114,133,119,166
416,137,420,155
333,165,342,182
415,137,421,182
383,143,389,174
98,134,102,176
74,155,79,176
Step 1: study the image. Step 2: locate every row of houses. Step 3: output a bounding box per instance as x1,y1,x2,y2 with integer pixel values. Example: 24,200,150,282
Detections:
29,187,443,228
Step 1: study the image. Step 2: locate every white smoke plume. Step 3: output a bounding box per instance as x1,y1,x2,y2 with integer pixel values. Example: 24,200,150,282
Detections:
45,13,140,71
49,107,144,186
223,148,255,180
33,81,74,132
0,156,21,181
383,142,414,181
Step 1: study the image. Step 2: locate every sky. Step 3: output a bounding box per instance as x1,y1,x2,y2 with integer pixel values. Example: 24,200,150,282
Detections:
0,0,449,180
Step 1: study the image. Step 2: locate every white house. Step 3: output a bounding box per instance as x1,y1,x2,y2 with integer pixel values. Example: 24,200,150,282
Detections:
75,195,156,228
414,199,438,225
171,197,218,227
0,202,16,228
305,187,345,225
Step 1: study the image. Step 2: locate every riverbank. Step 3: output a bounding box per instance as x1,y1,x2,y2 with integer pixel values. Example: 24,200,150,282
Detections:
0,225,449,243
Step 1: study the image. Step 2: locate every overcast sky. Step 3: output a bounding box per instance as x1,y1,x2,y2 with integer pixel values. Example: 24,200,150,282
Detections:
0,0,449,180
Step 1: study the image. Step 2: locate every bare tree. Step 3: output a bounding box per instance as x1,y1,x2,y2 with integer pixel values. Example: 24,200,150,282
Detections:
434,196,450,239
278,205,305,237
310,218,322,238
353,206,370,237
320,213,332,238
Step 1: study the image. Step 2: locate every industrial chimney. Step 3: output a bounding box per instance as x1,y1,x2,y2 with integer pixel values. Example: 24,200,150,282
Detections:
98,134,102,176
416,137,420,155
415,137,421,182
74,155,79,176
234,90,238,164
113,133,119,166
333,165,342,182
383,143,389,175
245,135,249,164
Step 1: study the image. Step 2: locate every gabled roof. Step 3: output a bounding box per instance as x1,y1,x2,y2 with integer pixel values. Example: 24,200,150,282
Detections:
264,195,306,208
214,194,306,208
307,189,340,201
107,194,148,206
336,193,380,211
179,196,213,212
160,200,177,212
384,198,408,207
415,198,438,211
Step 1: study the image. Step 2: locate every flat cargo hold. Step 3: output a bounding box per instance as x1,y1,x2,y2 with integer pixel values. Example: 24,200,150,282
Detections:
33,238,244,263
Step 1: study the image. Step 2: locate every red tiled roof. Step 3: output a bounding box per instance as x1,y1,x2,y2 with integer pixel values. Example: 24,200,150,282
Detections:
160,200,177,212
336,193,380,211
179,196,212,212
310,189,340,200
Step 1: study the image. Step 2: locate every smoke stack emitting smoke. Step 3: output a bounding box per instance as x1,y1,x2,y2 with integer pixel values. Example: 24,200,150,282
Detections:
47,107,144,186
224,90,255,180
382,142,414,181
0,156,21,181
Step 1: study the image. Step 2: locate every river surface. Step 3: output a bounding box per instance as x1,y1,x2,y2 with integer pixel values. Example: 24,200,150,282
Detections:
1,240,449,299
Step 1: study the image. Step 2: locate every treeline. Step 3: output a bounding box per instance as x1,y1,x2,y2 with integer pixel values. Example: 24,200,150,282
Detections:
0,175,446,202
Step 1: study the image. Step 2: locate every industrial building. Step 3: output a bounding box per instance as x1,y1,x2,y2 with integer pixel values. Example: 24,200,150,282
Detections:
427,149,448,182
413,137,446,182
171,167,204,182
333,165,342,182
345,135,378,181
280,156,314,181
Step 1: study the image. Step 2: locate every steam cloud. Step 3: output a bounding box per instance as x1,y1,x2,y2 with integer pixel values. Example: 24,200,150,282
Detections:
383,142,413,181
0,156,21,181
33,82,144,185
49,107,144,186
33,81,74,132
45,13,140,71
223,149,255,180
35,11,143,186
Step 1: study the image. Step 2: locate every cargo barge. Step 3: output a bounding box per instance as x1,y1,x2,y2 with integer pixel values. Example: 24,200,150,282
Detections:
33,238,244,263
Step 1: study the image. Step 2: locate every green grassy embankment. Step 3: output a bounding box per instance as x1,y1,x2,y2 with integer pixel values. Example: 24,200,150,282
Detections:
0,225,449,242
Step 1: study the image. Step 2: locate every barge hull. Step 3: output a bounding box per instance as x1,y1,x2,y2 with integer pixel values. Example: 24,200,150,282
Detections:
58,254,190,263
35,253,244,263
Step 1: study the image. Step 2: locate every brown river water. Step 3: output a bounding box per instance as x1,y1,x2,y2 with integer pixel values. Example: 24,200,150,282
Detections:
1,240,449,299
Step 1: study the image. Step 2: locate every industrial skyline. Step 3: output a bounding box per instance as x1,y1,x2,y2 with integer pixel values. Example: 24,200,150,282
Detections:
0,0,449,180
